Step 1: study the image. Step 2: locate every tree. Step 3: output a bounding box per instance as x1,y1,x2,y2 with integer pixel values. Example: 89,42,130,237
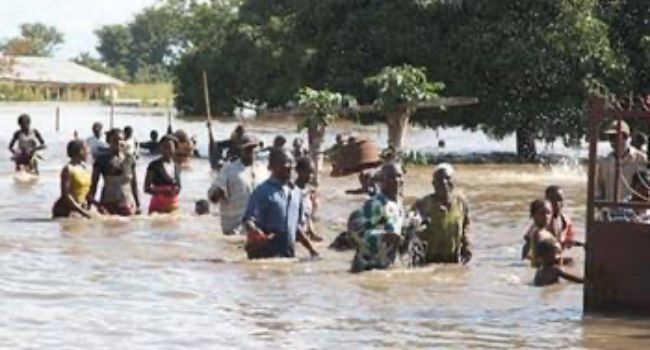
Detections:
364,65,444,152
95,1,188,82
1,23,64,56
171,0,625,160
437,0,623,160
95,25,134,71
73,52,109,74
296,87,355,186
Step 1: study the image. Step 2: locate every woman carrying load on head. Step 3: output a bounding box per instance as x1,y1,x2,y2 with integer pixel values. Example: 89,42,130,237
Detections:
52,139,93,218
144,135,181,214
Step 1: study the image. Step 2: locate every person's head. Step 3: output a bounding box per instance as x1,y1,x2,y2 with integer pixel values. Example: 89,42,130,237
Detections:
536,238,561,266
380,162,404,200
269,148,294,183
632,131,647,151
273,135,287,149
17,114,31,131
92,122,103,138
631,171,650,202
66,139,88,162
231,125,245,141
105,128,124,153
123,126,133,139
159,135,178,160
239,134,259,166
150,130,159,142
293,138,304,149
295,157,314,185
530,198,552,228
335,134,344,145
605,120,630,155
545,185,564,217
433,163,455,198
195,199,210,215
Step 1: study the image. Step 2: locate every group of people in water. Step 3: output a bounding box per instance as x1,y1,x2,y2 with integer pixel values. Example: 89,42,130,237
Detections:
15,113,636,286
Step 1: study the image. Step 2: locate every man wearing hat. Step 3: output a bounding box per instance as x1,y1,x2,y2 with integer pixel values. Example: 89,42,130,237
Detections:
412,163,472,264
208,134,268,235
597,120,647,201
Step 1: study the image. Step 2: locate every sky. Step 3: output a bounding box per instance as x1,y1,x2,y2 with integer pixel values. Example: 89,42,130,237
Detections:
0,0,158,59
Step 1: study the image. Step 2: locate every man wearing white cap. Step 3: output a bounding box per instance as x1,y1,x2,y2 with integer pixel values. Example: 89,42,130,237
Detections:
208,134,268,235
412,163,472,264
596,120,647,201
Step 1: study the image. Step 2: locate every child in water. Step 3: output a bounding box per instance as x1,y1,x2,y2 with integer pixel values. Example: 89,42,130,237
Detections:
545,185,579,248
522,199,557,267
534,239,583,286
8,114,46,174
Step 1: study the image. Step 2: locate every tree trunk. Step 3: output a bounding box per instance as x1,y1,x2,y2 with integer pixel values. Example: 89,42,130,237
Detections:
516,127,537,161
308,124,326,187
387,105,412,153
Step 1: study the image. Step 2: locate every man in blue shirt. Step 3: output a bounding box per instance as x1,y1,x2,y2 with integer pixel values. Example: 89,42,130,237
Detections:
242,148,318,259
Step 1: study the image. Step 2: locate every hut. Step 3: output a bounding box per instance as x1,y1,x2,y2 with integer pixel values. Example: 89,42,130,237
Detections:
0,55,123,101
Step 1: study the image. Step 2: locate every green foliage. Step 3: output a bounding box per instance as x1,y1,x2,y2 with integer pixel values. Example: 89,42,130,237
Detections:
296,87,356,130
161,0,642,154
364,65,445,112
119,83,174,104
95,1,187,83
0,83,46,102
0,22,64,56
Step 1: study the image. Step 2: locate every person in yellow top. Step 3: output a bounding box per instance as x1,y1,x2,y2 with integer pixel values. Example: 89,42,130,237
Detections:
412,163,472,264
52,139,93,218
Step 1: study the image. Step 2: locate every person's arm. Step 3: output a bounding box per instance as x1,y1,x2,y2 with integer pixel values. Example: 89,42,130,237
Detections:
208,168,228,203
297,230,318,257
143,167,155,195
8,131,18,154
174,163,181,194
296,196,318,256
60,166,91,218
131,161,141,212
34,129,46,150
557,266,583,284
87,160,101,206
460,198,472,264
242,189,271,239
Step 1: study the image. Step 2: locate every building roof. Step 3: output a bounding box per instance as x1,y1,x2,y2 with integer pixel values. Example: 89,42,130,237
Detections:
0,56,123,86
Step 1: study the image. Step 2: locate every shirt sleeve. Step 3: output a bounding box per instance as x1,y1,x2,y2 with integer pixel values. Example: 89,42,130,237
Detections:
242,187,260,224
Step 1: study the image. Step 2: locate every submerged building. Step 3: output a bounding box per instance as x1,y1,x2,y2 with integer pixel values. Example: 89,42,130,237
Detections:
0,55,123,101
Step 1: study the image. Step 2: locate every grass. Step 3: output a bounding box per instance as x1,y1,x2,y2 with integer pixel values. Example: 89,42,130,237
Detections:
118,83,174,104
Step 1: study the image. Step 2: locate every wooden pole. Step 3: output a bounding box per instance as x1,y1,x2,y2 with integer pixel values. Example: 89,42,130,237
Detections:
202,70,212,121
55,106,60,132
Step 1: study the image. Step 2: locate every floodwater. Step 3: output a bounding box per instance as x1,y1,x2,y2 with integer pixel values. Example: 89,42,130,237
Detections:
0,103,648,349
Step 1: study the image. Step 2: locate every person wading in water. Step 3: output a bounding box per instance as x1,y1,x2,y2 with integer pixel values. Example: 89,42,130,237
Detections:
242,149,318,259
8,114,46,174
348,162,406,272
144,135,181,214
52,139,93,218
412,163,472,264
87,128,141,216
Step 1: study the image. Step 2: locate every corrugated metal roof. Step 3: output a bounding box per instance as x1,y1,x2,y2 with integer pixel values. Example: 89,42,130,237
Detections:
0,56,123,86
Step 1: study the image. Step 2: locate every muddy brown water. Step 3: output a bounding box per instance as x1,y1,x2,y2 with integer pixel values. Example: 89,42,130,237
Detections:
0,103,648,349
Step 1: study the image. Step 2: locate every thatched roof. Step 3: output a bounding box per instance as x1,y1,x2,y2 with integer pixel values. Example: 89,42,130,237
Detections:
0,56,123,86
